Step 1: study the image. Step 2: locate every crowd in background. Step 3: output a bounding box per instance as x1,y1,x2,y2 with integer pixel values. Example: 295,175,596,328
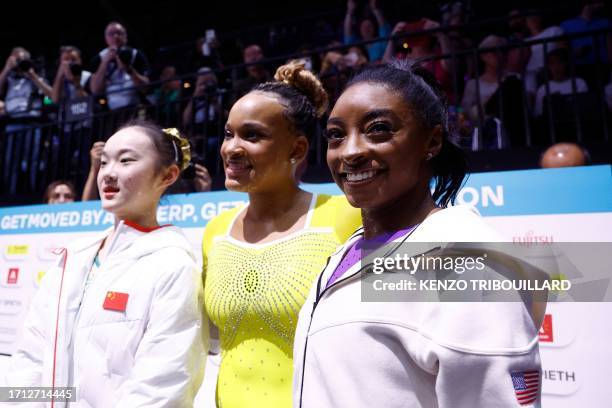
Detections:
0,0,610,203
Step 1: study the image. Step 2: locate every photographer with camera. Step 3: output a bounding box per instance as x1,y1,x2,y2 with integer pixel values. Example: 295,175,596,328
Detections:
51,45,91,104
90,21,150,111
182,67,225,161
0,46,53,194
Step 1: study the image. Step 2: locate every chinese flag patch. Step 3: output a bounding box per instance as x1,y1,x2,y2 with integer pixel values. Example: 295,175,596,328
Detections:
103,291,129,312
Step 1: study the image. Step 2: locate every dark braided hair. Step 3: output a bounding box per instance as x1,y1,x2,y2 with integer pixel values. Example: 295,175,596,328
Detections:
252,60,328,140
345,60,468,206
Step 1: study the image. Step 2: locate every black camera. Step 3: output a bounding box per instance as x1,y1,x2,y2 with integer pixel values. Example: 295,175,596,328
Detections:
203,80,218,95
69,63,83,77
16,58,33,72
117,46,134,66
182,155,207,179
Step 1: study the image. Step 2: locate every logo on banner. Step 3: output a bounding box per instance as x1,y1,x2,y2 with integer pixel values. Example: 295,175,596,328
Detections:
0,298,23,316
3,244,29,261
512,230,554,246
34,270,46,287
542,369,580,396
539,314,554,343
7,268,19,284
2,268,21,287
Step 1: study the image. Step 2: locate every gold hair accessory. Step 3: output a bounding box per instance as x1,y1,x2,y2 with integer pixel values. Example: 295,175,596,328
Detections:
162,128,191,171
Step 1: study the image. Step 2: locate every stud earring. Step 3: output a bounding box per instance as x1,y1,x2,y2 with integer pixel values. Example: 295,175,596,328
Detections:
426,153,433,161
290,158,297,164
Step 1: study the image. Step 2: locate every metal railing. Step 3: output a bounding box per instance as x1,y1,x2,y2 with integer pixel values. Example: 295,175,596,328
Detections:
1,20,610,202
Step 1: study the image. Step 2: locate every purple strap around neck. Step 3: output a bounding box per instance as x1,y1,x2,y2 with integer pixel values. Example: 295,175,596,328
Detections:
325,225,416,289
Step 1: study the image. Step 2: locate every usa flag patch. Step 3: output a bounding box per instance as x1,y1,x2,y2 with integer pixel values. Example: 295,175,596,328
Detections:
511,370,540,405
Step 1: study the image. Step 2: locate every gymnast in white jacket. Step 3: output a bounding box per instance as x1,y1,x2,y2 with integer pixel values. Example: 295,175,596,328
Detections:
3,121,208,407
293,62,546,408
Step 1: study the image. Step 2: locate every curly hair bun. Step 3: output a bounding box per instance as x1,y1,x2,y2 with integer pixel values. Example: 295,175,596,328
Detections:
274,60,329,117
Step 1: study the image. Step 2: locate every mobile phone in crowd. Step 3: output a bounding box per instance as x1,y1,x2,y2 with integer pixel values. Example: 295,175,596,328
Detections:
202,29,217,56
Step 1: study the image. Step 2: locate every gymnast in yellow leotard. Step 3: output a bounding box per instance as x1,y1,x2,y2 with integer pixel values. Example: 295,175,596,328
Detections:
202,61,361,407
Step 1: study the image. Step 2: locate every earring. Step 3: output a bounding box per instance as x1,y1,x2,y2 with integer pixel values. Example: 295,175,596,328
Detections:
426,153,433,161
290,158,297,164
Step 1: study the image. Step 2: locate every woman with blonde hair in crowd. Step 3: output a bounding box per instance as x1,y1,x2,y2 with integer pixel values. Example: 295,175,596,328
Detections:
201,61,361,407
4,120,208,407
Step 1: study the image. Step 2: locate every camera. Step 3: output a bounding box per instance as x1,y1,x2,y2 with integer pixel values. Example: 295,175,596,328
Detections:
182,155,207,179
203,80,218,95
16,58,33,72
69,63,83,77
117,46,134,66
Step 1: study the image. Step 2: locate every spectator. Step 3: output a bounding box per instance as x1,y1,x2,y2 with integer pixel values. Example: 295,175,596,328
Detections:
51,45,93,152
560,0,612,68
0,47,52,194
461,35,507,122
192,33,224,72
90,21,150,111
232,44,271,98
461,35,527,149
148,65,181,126
525,12,564,96
504,9,531,76
43,180,77,204
51,45,91,105
319,43,369,103
440,0,472,27
182,67,225,158
535,48,588,116
343,0,390,62
82,141,105,201
383,19,455,103
445,7,476,98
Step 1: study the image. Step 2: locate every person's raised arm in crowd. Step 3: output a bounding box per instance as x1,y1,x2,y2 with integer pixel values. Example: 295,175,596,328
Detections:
383,21,407,63
82,141,105,201
343,0,358,45
24,67,53,100
0,53,18,96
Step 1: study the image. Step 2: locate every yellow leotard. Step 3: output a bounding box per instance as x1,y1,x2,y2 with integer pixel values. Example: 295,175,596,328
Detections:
202,193,361,407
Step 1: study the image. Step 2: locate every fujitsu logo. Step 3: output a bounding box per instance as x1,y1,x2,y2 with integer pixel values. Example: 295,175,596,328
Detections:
513,230,554,246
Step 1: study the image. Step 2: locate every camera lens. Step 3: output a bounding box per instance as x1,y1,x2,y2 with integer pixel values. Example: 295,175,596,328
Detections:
17,59,33,72
118,47,133,65
69,63,83,77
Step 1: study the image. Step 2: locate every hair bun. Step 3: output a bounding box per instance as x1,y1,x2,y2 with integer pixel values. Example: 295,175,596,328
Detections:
274,60,328,117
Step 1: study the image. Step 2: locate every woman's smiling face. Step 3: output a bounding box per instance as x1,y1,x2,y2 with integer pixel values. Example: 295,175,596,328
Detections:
325,82,436,210
221,92,306,193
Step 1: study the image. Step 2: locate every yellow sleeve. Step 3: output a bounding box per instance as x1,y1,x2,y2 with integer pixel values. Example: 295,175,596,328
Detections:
310,194,362,244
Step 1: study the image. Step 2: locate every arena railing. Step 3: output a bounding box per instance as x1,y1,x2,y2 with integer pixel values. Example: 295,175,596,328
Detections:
1,22,610,202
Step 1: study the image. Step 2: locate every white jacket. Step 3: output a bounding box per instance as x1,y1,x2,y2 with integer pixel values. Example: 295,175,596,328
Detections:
294,206,544,408
3,221,208,407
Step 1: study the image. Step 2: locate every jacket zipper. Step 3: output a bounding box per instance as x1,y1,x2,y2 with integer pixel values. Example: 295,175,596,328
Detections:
297,225,430,407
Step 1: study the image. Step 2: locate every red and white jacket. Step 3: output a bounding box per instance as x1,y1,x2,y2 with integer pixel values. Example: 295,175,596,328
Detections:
3,221,208,407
